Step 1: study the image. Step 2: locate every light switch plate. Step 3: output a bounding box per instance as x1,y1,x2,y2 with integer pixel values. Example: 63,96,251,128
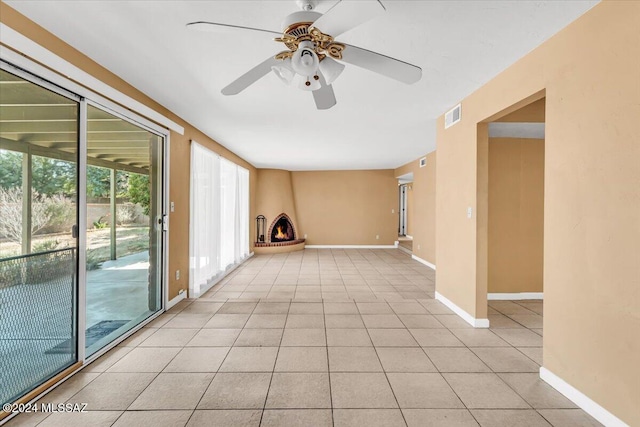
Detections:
467,207,473,219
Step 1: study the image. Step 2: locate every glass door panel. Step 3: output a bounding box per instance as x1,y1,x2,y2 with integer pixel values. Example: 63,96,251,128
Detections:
0,69,78,405
85,105,162,356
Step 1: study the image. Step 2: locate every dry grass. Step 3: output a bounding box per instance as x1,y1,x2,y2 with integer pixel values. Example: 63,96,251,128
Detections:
1,227,150,269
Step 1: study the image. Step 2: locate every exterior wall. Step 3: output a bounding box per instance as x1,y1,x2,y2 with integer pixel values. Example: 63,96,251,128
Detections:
488,138,544,293
435,2,640,424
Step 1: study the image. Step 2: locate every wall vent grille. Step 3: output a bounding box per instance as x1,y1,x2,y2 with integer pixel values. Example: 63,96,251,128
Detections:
445,104,461,129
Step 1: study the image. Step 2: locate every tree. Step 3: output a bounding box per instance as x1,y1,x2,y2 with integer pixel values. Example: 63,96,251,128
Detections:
0,151,77,197
0,149,22,190
128,173,150,215
31,156,76,197
86,165,110,199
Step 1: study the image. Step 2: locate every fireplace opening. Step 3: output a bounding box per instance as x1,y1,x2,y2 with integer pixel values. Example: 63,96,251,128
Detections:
270,214,295,242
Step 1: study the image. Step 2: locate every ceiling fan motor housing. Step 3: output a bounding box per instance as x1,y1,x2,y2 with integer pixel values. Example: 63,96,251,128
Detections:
281,11,321,36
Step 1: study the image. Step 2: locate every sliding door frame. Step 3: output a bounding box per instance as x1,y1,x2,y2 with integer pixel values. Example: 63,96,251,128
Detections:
0,53,171,368
81,99,169,362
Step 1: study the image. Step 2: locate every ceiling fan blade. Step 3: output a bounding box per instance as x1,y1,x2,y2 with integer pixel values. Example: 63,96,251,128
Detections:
340,44,422,84
312,73,337,110
222,56,280,95
186,21,280,36
311,0,384,38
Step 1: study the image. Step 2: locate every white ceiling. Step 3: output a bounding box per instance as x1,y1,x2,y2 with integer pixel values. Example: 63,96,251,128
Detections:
6,0,598,170
489,123,546,139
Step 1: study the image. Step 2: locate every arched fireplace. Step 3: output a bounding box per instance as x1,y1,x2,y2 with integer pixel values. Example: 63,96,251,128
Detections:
269,213,296,242
254,212,305,252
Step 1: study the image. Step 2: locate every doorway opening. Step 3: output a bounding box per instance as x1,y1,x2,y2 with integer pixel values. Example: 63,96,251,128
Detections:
397,172,413,253
479,94,545,332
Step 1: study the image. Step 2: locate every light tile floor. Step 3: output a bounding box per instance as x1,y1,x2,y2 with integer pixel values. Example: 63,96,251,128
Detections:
7,249,602,426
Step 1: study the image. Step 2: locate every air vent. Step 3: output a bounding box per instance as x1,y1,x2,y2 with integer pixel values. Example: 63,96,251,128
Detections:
445,104,461,129
419,157,427,168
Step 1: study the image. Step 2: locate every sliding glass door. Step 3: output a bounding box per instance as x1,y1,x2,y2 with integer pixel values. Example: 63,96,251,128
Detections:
0,60,167,408
0,68,79,405
84,104,164,356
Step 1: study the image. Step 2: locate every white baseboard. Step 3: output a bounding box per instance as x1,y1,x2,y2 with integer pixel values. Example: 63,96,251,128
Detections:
411,254,436,270
540,367,629,427
305,245,398,249
167,289,187,309
397,245,412,255
488,292,543,300
435,291,490,328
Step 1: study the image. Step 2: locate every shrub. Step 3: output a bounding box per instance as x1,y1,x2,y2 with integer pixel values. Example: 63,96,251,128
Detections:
44,195,75,233
0,187,52,244
93,216,108,229
116,202,141,225
32,239,59,253
86,250,104,271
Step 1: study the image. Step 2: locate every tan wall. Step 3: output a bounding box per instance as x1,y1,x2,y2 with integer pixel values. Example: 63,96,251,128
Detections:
435,2,640,424
395,152,436,264
255,169,299,239
290,170,397,245
0,3,258,300
405,184,414,236
497,98,545,122
488,138,544,293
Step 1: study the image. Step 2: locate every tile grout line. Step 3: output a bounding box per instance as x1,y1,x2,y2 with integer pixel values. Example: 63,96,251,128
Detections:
184,299,256,426
355,300,409,427
258,296,291,424
20,250,559,426
322,297,335,427
139,299,206,426
105,299,198,425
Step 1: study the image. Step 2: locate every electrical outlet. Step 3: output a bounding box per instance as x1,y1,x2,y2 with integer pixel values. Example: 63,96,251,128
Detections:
376,235,379,240
304,234,307,239
391,209,395,214
417,244,421,250
175,270,180,280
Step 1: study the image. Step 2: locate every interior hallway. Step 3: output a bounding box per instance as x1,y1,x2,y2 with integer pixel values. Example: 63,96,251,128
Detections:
7,249,601,427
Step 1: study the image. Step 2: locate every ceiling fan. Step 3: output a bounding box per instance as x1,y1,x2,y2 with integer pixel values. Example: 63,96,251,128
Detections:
187,0,422,110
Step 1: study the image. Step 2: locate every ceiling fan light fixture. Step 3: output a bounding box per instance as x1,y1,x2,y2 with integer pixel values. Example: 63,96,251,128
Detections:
272,58,295,85
318,57,345,85
291,40,319,77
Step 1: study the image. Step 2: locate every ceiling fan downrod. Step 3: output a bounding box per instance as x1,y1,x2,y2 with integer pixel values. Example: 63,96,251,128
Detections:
296,0,318,11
